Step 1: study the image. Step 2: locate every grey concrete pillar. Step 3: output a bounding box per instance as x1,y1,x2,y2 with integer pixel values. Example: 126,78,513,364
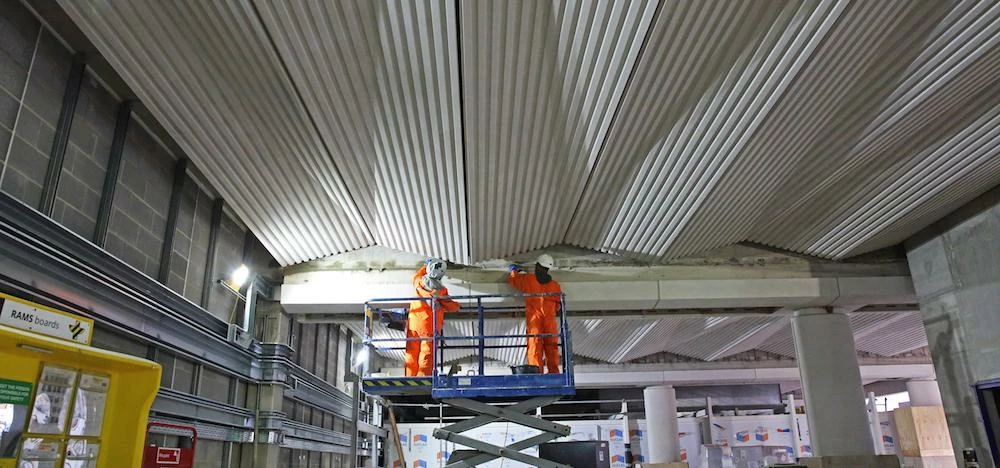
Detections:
792,309,875,456
906,379,943,407
643,385,681,462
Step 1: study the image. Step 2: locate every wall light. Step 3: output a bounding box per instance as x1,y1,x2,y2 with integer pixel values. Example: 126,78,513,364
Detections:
230,264,250,289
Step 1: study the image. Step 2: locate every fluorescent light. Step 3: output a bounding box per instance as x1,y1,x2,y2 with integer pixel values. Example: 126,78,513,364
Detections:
230,264,250,288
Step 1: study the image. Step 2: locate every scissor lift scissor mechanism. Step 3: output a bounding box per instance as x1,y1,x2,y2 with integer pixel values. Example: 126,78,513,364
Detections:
359,293,576,468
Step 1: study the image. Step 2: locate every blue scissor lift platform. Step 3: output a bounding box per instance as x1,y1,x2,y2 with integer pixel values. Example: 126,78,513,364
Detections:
359,293,576,468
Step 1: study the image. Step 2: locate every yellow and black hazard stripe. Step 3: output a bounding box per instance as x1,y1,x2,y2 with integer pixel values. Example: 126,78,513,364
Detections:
363,378,433,388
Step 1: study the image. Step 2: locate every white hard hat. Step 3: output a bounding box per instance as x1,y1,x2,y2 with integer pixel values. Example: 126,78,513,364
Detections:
536,254,554,269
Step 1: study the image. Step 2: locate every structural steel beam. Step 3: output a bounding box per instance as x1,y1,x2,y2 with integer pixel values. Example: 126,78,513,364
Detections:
40,52,86,215
94,100,132,246
201,198,224,307
158,158,188,283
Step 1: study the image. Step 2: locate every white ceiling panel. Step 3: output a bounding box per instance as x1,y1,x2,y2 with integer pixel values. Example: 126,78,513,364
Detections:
564,0,796,255
56,0,1000,265
460,0,657,259
252,0,470,263
56,0,373,265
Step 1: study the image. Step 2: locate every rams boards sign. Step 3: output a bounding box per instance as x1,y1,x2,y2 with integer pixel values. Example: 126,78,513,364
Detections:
0,292,94,345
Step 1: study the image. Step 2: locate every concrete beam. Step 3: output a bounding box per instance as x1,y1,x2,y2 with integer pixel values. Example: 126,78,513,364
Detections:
281,269,915,313
574,364,934,388
655,278,839,308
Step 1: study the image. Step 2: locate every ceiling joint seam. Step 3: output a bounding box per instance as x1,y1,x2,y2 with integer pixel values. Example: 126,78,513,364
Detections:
246,0,375,244
454,0,472,262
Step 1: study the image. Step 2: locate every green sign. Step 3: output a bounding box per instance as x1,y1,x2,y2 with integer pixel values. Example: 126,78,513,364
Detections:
0,378,32,405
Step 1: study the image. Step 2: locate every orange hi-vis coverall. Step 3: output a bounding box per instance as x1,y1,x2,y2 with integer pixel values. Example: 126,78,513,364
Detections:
405,265,460,376
508,271,562,374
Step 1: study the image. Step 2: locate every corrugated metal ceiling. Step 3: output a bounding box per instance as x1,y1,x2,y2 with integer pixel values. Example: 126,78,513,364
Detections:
57,0,1000,265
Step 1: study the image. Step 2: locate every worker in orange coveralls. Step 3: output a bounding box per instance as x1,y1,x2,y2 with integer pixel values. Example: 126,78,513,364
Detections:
508,254,562,374
405,258,460,376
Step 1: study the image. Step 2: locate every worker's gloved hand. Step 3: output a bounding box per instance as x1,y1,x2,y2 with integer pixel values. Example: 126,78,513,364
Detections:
508,264,521,273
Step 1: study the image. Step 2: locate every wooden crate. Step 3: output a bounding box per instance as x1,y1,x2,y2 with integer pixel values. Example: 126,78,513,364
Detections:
893,406,954,457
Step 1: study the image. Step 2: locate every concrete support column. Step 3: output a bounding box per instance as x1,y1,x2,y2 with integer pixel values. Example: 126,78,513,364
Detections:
906,379,943,406
792,309,875,456
245,384,283,468
643,385,680,463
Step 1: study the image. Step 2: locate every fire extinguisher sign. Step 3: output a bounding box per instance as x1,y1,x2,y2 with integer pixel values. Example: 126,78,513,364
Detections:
156,447,182,464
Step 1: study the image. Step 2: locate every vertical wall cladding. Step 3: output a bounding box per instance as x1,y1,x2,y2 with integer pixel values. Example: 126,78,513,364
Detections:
0,30,71,208
0,0,40,176
53,71,117,239
206,213,245,322
167,176,214,303
105,117,174,277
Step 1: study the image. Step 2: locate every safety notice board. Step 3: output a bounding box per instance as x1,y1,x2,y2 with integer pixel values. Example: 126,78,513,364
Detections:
0,293,160,468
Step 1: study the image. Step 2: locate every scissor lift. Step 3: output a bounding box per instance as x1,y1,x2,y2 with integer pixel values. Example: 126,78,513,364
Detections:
359,293,576,468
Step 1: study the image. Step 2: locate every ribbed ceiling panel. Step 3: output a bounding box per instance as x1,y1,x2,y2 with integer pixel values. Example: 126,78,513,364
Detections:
854,312,929,357
850,158,1000,255
56,0,372,265
59,0,1000,264
594,1,838,257
849,312,900,334
460,0,656,259
668,0,958,257
711,317,790,359
570,318,659,363
564,0,1000,262
615,319,685,363
663,316,780,361
564,0,794,254
749,1,1000,258
252,1,470,263
810,99,1000,257
755,323,795,358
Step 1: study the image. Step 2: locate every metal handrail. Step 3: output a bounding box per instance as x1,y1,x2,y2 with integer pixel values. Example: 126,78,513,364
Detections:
361,292,573,388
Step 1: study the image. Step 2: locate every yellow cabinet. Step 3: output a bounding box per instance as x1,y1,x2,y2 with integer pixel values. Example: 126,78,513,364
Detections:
0,319,160,468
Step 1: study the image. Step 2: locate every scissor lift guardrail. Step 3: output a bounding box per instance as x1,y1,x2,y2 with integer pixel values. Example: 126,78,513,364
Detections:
359,292,576,468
